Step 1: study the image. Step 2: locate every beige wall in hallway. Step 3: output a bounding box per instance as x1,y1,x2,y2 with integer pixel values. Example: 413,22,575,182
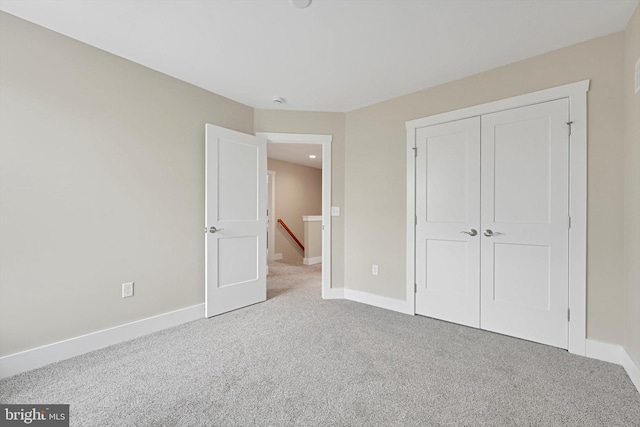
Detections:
255,110,346,288
304,219,323,260
267,158,322,262
344,32,626,345
0,12,254,356
623,4,640,367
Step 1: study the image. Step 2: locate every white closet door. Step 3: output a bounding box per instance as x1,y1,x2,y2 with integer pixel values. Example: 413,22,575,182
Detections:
480,99,570,348
415,117,481,328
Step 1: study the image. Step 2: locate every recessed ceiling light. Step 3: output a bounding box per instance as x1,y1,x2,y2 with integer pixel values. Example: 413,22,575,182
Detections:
309,155,317,159
272,96,285,105
290,0,312,9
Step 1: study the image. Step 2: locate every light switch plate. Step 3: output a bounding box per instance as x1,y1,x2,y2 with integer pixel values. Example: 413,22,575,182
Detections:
331,206,340,216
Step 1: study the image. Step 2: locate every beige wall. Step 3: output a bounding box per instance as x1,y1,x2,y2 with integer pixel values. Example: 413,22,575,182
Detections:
267,158,322,262
0,12,254,356
255,110,346,287
345,32,626,344
304,219,323,260
624,4,640,367
2,6,638,360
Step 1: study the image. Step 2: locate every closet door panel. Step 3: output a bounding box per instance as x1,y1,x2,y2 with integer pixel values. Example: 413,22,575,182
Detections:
415,117,481,328
480,99,570,349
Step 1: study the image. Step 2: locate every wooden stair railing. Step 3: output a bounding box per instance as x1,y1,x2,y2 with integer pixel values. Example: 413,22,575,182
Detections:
277,218,304,251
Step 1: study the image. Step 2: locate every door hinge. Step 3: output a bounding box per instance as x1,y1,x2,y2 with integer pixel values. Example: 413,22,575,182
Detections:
414,283,417,293
412,147,417,157
568,216,572,229
415,215,417,225
566,121,573,136
568,308,571,322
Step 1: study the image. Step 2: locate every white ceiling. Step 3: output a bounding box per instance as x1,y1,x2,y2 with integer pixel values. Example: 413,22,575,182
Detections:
268,143,322,169
1,0,638,112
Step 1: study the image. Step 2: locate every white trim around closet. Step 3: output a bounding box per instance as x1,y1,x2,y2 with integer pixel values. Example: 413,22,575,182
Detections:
406,79,590,356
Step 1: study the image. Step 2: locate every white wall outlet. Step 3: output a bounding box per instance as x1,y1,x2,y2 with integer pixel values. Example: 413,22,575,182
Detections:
122,282,134,298
372,264,379,275
331,206,340,217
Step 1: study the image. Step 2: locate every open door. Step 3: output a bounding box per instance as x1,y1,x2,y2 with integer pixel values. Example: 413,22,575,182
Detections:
205,124,267,317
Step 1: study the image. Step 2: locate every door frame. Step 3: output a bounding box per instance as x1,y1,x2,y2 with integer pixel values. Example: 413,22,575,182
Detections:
405,80,590,356
256,132,334,299
266,170,280,261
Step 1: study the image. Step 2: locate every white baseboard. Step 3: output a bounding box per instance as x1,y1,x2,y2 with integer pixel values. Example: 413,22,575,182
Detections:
268,253,283,261
303,256,322,265
0,304,205,379
323,287,344,299
621,347,640,393
343,289,413,315
585,339,623,364
585,339,640,393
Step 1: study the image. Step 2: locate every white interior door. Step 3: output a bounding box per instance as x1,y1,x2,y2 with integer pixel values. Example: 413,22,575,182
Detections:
415,117,481,328
480,99,570,348
205,124,267,318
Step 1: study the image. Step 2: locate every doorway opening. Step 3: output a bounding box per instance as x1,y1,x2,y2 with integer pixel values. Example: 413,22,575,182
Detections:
256,132,332,298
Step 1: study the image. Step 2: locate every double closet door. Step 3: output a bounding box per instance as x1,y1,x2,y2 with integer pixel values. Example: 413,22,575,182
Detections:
414,99,570,349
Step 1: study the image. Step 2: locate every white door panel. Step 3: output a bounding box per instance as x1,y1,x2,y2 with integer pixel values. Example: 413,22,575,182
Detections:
218,236,258,287
480,99,569,348
492,116,552,224
414,99,570,349
205,124,266,317
415,117,481,328
217,138,259,221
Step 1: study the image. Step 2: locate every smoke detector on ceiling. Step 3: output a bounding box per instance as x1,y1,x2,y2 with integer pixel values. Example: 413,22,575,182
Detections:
272,96,285,105
290,0,312,9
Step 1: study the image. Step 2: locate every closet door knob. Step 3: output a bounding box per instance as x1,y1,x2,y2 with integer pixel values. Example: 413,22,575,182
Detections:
460,229,478,236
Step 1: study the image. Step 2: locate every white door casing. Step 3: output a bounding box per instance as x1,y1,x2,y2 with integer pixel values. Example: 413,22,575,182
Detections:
480,99,570,348
255,132,335,299
415,117,481,328
407,80,589,355
205,124,267,317
267,170,277,261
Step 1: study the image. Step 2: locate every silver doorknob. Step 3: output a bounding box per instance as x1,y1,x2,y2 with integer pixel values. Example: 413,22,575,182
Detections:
460,229,478,236
484,229,502,237
209,226,224,233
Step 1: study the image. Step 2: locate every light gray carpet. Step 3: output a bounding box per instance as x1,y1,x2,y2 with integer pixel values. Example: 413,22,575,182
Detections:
1,261,639,426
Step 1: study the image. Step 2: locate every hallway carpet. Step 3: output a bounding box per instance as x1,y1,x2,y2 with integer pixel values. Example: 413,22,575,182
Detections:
1,261,639,426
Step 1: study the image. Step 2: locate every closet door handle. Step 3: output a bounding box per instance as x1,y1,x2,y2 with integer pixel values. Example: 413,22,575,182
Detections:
460,229,478,237
484,229,502,237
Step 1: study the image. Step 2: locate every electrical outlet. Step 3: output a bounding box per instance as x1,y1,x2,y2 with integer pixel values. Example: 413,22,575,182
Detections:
122,282,134,298
372,264,379,276
331,206,340,216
